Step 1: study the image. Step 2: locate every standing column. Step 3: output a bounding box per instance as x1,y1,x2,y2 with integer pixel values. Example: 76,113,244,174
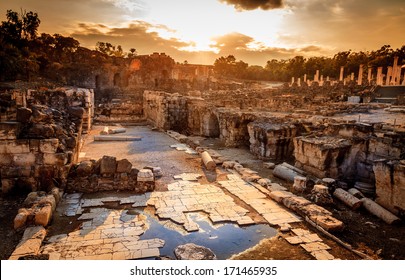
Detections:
367,67,372,84
392,56,399,85
386,66,392,85
291,77,295,85
377,67,383,85
304,74,307,83
357,64,364,85
297,77,301,86
314,70,320,82
357,64,363,86
339,66,344,81
350,72,354,81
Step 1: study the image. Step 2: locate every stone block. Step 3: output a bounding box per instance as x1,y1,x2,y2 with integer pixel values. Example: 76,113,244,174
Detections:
100,156,117,174
116,159,132,173
34,205,53,226
39,139,59,153
43,153,68,166
1,166,32,178
23,192,41,207
12,153,36,166
29,139,40,152
76,160,93,176
14,209,30,229
9,226,46,259
137,169,154,182
309,215,344,232
0,140,30,154
0,122,20,140
1,178,15,194
38,195,57,212
0,153,12,165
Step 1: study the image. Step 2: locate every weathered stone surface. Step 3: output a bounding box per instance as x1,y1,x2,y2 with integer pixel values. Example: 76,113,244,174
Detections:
43,153,68,165
137,169,154,182
9,226,46,259
77,160,94,177
174,243,217,260
39,139,59,153
14,209,30,229
0,122,20,140
116,159,132,173
34,205,53,226
308,215,344,232
38,195,57,212
100,156,117,174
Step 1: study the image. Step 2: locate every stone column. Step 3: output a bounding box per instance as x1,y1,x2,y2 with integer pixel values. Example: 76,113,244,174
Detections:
386,66,392,85
326,76,330,81
339,66,344,81
291,77,295,85
314,70,320,82
297,77,301,87
377,67,383,85
392,56,399,85
367,67,372,84
350,72,354,81
304,74,307,82
357,64,364,85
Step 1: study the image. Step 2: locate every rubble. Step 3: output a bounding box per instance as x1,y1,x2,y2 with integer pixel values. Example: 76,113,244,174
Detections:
66,157,155,193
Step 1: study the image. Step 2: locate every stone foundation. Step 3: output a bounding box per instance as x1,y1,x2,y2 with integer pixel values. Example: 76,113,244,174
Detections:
66,156,156,193
373,160,405,215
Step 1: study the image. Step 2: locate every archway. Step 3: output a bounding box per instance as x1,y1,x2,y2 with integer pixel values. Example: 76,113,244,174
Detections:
202,113,220,137
113,73,120,87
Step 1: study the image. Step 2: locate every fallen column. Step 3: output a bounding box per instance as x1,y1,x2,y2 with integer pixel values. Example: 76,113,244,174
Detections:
333,188,362,210
361,198,401,224
273,164,301,182
94,135,142,141
201,151,216,171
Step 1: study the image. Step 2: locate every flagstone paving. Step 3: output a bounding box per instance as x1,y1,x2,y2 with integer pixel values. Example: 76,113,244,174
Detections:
39,172,337,260
41,208,164,260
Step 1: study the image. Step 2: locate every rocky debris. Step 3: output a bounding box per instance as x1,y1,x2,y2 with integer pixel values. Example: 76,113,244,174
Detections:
174,243,217,260
144,166,163,178
9,226,47,260
100,156,117,175
293,176,307,192
263,162,276,169
117,159,132,173
76,160,94,177
311,185,333,205
137,169,154,182
67,157,154,193
14,188,61,229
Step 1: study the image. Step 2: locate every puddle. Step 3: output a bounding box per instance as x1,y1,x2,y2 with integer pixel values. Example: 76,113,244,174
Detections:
140,210,277,259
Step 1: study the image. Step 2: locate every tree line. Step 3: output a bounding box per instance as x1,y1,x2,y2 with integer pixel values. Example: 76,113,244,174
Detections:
214,45,405,82
0,9,136,82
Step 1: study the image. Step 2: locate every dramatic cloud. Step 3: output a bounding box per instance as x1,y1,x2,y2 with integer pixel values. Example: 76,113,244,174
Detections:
71,21,190,52
219,0,283,11
210,32,328,65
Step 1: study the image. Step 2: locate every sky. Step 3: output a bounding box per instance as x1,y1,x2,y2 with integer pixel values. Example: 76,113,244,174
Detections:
1,0,404,65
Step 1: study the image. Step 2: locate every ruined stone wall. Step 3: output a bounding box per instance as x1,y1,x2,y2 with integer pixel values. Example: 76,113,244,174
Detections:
293,136,353,179
248,121,302,162
216,110,257,147
0,88,94,194
373,160,405,215
66,156,156,193
143,91,188,132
